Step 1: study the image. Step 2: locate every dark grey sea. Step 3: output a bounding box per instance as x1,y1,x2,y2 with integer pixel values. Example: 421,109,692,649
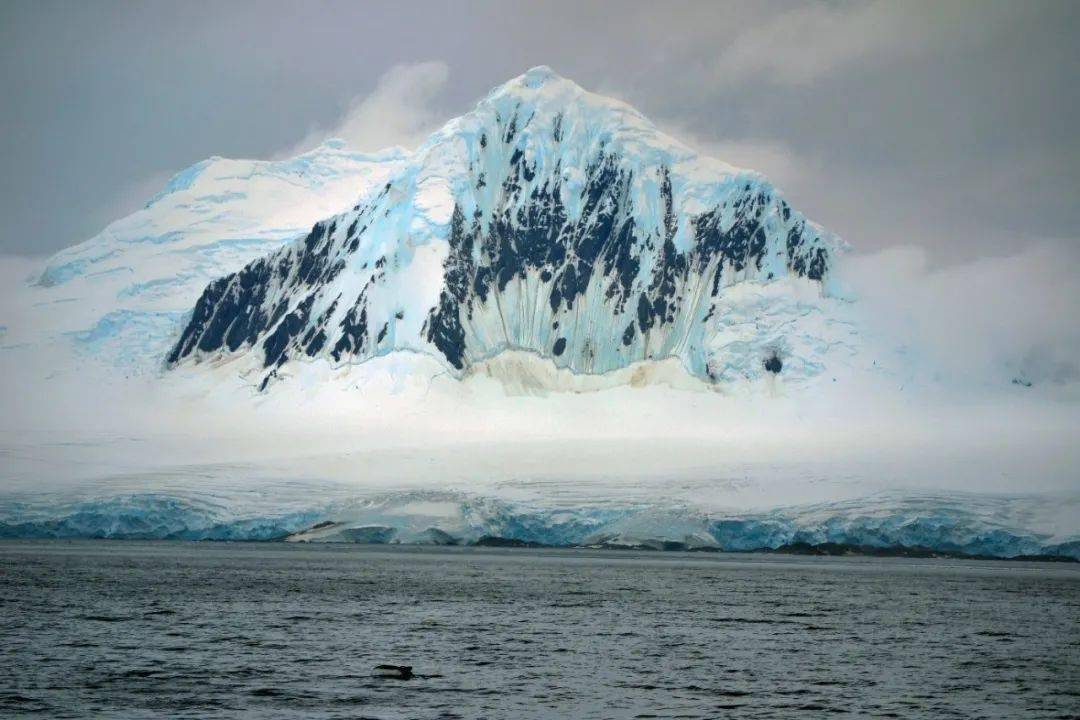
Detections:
1,541,1077,719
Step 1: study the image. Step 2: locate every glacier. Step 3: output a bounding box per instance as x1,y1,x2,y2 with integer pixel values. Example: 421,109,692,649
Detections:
2,489,1076,559
0,67,1077,558
166,66,848,391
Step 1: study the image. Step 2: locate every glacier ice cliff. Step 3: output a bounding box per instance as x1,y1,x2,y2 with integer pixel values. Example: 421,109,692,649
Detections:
1,490,1076,559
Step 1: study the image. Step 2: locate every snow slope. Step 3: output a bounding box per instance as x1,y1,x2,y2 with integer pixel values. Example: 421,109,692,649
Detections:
5,140,406,375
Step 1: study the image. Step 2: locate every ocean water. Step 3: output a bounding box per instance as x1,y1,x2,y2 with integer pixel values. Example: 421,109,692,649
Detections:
1,542,1077,719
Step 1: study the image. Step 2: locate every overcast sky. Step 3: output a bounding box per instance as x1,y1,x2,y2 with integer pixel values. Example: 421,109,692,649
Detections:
1,0,1077,264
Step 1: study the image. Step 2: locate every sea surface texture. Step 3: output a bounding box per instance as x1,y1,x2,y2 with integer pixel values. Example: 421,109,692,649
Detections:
1,542,1078,719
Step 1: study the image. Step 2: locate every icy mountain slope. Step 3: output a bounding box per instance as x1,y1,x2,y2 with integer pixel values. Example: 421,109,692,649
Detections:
168,67,851,389
4,141,406,374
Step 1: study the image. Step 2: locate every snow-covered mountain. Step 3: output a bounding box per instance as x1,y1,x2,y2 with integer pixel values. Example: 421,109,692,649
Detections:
167,67,849,391
1,67,1077,557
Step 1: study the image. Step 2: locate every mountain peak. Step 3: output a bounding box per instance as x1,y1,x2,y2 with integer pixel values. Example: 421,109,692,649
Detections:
519,65,563,88
480,66,641,125
167,67,838,391
451,67,754,188
492,65,580,97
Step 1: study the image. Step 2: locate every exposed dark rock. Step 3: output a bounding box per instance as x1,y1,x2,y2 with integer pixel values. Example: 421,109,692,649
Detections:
167,109,832,387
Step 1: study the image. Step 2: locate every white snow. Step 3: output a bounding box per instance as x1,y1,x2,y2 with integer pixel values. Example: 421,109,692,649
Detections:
6,141,407,376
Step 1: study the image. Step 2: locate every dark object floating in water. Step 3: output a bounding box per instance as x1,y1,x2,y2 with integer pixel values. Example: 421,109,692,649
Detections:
373,664,413,679
764,353,782,374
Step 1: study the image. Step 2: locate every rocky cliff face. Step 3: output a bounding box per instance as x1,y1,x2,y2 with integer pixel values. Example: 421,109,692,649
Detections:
167,67,839,390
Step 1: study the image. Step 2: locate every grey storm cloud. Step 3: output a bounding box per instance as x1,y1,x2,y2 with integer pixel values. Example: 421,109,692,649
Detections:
0,0,1077,265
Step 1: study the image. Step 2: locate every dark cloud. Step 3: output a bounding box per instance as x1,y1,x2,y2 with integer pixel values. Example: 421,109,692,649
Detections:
1,0,1077,263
